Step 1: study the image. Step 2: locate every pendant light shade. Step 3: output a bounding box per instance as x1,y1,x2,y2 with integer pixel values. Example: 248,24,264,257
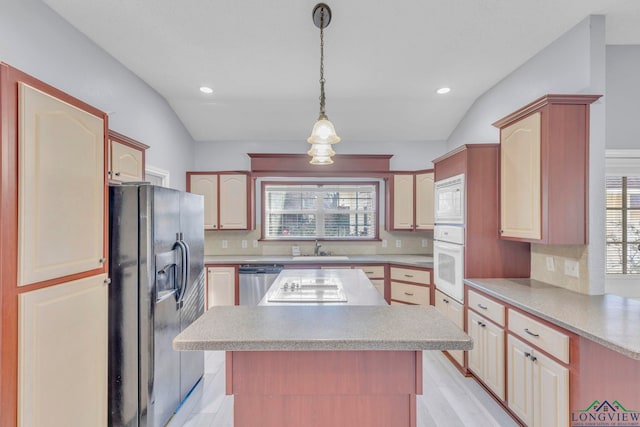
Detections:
308,3,340,164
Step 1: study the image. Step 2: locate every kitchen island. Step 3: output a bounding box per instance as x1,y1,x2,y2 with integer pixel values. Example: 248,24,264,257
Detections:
174,269,472,427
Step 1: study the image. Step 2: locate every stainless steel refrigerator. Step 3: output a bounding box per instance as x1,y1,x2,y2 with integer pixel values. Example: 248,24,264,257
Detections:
108,183,205,427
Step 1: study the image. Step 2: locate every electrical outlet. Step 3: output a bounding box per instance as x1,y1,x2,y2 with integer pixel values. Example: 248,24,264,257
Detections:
564,259,580,278
546,256,555,272
222,240,228,249
395,239,402,248
381,239,388,248
421,239,429,248
241,240,247,249
252,240,259,248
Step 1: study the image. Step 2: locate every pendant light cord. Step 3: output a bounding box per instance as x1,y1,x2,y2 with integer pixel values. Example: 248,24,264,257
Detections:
319,7,326,119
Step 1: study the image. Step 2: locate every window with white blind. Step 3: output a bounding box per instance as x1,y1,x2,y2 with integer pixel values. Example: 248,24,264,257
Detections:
262,182,378,240
606,176,640,274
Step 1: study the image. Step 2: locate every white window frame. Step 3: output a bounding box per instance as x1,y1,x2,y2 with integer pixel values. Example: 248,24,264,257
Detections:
261,180,380,241
605,149,640,299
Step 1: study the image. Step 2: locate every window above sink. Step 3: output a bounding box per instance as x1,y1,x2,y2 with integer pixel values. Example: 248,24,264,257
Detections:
262,181,379,241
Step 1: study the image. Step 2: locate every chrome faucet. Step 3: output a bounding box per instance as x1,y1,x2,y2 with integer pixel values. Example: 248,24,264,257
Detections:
314,240,322,256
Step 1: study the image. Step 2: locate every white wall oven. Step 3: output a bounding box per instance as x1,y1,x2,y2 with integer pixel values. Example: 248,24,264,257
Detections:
434,173,465,225
433,225,465,303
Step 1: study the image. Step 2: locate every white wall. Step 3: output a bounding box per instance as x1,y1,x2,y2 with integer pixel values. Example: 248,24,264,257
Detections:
446,16,607,295
0,0,195,190
193,140,449,171
606,45,640,150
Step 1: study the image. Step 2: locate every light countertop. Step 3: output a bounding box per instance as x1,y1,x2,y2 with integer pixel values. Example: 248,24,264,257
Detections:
174,268,470,352
464,278,640,360
203,254,433,269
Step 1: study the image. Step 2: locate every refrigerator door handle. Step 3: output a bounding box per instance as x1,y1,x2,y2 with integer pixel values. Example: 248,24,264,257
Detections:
175,239,190,307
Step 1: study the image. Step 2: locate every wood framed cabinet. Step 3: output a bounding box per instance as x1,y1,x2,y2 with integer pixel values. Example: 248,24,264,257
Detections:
206,266,237,307
0,63,109,427
493,94,601,244
434,289,464,367
187,172,250,231
108,130,149,183
389,265,431,305
466,289,507,401
387,170,434,231
507,309,569,427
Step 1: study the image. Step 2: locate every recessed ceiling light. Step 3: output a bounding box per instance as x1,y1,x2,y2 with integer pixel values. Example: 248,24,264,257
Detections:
199,86,213,94
436,87,451,95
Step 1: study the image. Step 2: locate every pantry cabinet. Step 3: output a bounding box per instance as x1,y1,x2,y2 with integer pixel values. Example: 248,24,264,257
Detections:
493,94,601,244
0,63,109,427
206,266,237,307
187,172,250,230
108,130,149,183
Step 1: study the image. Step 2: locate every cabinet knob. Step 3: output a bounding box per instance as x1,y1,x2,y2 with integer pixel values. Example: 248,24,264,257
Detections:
442,298,449,304
500,229,504,234
531,356,537,362
477,321,486,327
103,278,111,285
99,258,106,264
115,172,121,176
107,171,112,176
524,352,531,359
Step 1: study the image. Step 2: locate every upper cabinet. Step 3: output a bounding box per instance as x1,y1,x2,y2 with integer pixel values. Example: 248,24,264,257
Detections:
415,171,435,230
18,81,107,285
388,171,434,231
187,172,251,230
493,94,601,244
108,130,149,183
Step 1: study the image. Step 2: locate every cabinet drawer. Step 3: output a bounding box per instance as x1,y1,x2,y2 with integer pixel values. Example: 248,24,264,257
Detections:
390,267,430,285
468,289,505,327
508,309,569,364
355,265,386,278
391,282,430,305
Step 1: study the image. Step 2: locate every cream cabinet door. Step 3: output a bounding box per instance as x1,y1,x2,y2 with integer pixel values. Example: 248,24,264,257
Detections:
500,112,541,240
18,83,105,286
19,274,108,427
467,311,484,376
533,350,569,427
415,172,434,230
484,320,505,400
207,267,236,307
110,139,143,182
219,174,248,230
190,174,219,230
392,174,414,230
507,335,534,426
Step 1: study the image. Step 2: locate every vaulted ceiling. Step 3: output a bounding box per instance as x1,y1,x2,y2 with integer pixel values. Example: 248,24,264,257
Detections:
42,0,640,143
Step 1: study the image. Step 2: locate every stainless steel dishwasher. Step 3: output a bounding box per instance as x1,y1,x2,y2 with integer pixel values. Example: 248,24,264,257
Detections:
238,264,284,305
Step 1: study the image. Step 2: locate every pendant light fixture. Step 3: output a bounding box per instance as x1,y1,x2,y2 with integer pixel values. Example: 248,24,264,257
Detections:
307,3,340,165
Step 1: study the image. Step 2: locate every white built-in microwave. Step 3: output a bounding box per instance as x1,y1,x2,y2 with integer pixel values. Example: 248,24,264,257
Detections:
434,173,465,224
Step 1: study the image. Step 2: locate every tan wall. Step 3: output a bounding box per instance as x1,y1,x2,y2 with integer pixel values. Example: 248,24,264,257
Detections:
530,244,590,294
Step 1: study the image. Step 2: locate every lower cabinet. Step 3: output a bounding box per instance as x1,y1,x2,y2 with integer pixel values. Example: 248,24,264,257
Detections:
18,274,108,427
434,290,464,366
353,265,387,301
389,266,431,305
507,334,569,427
467,310,505,400
206,266,236,307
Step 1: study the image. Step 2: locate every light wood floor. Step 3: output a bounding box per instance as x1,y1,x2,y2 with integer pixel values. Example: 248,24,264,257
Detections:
167,351,518,427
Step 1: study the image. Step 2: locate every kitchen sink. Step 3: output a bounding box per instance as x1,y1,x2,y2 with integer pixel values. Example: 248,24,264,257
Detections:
291,256,349,261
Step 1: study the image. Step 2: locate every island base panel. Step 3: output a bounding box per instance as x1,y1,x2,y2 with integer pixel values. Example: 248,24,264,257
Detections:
235,395,412,427
227,350,422,427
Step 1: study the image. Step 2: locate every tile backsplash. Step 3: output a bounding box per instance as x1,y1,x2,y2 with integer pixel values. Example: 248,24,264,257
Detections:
204,229,433,257
530,244,590,294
